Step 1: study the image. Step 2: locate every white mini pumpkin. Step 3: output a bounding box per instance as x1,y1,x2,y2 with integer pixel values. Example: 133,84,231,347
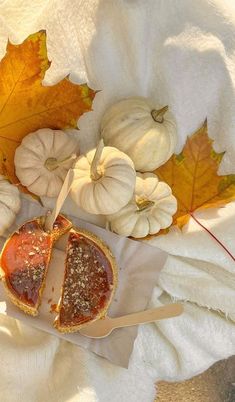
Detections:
107,172,177,238
14,128,79,198
0,176,21,235
101,96,177,172
70,140,136,215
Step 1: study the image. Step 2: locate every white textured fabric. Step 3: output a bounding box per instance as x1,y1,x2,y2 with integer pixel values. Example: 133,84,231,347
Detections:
0,1,235,401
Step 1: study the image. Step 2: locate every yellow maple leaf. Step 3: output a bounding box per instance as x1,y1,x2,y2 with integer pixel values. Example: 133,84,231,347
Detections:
154,122,235,232
0,30,96,190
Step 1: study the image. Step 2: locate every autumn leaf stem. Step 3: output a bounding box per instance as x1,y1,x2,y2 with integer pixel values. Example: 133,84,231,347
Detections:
190,213,235,263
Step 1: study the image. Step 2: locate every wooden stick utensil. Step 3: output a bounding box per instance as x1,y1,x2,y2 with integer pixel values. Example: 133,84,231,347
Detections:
44,168,75,231
79,303,183,338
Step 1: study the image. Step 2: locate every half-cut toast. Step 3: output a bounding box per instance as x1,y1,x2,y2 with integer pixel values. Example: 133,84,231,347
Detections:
54,228,117,333
0,214,72,316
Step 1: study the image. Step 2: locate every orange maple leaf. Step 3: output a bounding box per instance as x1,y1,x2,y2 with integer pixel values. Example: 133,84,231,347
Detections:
0,30,96,191
154,122,235,232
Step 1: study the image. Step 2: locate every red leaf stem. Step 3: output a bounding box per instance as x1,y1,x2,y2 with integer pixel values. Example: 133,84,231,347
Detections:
190,213,235,263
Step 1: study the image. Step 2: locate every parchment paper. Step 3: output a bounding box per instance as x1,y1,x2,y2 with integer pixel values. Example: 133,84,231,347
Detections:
0,197,167,368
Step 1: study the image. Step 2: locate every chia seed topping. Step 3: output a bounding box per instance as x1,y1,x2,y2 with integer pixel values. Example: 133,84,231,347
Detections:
60,231,114,326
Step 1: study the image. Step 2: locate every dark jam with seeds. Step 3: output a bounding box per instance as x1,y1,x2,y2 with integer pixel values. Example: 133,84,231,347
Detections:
1,220,52,306
59,232,114,327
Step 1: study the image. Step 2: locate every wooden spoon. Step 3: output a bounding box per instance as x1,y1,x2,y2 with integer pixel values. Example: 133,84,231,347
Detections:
79,303,183,338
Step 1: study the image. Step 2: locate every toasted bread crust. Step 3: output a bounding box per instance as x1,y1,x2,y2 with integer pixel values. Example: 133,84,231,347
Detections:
1,263,50,316
54,227,118,333
0,215,72,316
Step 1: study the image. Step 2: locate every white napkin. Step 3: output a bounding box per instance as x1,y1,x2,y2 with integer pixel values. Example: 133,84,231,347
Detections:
0,1,235,401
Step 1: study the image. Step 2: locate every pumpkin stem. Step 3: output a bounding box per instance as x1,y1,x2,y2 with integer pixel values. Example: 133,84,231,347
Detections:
90,139,104,181
136,198,155,212
45,154,77,171
151,105,168,123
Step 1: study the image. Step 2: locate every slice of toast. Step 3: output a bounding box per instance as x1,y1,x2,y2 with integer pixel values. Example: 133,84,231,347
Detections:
54,228,117,333
0,214,72,316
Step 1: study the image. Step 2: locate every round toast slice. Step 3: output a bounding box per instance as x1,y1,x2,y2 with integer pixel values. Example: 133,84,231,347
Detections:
0,214,72,316
54,228,117,333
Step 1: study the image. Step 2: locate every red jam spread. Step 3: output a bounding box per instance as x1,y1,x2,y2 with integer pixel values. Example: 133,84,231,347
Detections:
50,215,71,240
1,215,71,307
1,220,52,306
59,231,114,327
